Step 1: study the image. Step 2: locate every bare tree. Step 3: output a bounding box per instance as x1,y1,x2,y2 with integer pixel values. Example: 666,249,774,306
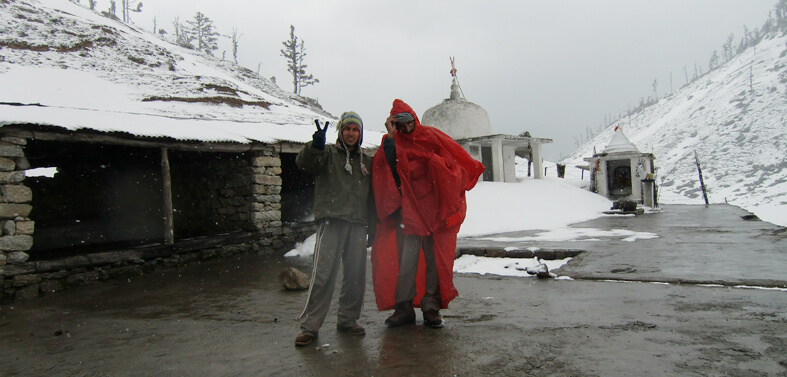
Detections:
683,65,689,85
120,0,142,23
104,0,118,20
652,79,658,100
280,25,319,95
172,17,194,49
229,27,242,64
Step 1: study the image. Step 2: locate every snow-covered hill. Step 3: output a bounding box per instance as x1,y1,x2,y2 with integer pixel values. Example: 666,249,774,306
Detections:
561,31,787,227
0,0,379,145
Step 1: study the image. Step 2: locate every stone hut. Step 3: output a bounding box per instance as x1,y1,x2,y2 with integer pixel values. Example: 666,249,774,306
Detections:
422,74,552,182
583,127,657,207
0,115,335,302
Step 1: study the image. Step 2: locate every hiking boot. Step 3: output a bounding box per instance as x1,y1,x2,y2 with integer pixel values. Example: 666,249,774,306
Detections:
423,310,444,328
337,323,366,335
294,333,314,347
385,301,416,327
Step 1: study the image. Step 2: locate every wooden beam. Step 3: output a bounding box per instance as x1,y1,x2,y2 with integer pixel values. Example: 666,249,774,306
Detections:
161,147,174,245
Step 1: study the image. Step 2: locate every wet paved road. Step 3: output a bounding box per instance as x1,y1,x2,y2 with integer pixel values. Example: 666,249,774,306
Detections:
1,204,786,376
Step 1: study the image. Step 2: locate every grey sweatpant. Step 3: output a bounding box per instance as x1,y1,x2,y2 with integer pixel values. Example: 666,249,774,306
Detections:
298,218,367,336
394,231,442,312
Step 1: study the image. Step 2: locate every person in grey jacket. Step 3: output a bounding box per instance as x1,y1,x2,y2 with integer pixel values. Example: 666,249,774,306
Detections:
294,111,375,347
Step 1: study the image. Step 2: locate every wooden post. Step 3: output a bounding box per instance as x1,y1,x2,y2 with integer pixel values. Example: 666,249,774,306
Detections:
695,151,709,206
161,147,174,245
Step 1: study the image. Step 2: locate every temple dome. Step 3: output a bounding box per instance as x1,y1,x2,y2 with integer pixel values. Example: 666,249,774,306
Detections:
603,126,639,154
422,78,492,139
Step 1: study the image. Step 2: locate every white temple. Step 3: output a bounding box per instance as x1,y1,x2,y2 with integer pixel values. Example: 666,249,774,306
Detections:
583,127,657,207
421,61,552,182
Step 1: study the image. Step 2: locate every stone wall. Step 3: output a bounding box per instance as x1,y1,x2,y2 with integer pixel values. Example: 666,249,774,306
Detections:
250,150,284,237
0,136,34,301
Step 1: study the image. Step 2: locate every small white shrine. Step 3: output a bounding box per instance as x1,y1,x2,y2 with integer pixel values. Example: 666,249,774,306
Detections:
583,127,657,207
421,58,552,182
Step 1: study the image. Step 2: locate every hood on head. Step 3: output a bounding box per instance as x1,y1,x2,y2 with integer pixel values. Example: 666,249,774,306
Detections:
390,99,421,129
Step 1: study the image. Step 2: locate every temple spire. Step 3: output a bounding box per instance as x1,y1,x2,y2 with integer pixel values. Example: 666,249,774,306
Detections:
449,56,466,100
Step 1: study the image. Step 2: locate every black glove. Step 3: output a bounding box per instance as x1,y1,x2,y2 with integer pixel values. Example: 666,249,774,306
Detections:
312,119,329,150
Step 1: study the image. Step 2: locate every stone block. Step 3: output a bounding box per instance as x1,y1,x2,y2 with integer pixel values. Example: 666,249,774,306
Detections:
0,236,33,251
88,251,141,266
0,204,32,218
254,194,282,203
6,251,30,263
66,271,101,286
251,156,281,167
42,270,69,279
1,185,32,203
106,265,142,279
2,220,14,235
40,279,66,293
1,137,27,146
37,256,90,272
264,227,283,236
14,157,30,170
0,157,15,172
253,175,282,186
2,262,35,276
14,284,40,301
252,210,280,222
0,171,25,184
15,220,34,235
252,184,267,194
13,273,41,287
0,144,24,158
0,251,5,266
507,249,534,258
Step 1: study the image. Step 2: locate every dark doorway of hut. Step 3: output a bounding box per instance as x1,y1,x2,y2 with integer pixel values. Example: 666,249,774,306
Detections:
23,140,260,261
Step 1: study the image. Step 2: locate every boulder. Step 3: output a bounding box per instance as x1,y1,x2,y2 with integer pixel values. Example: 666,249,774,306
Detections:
279,267,309,291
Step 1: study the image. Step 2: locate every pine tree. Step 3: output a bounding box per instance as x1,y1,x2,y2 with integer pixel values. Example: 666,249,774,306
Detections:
722,33,735,62
186,12,219,56
708,50,719,70
280,25,319,95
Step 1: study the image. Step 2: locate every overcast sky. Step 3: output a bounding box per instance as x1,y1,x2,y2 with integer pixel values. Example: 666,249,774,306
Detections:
136,1,775,160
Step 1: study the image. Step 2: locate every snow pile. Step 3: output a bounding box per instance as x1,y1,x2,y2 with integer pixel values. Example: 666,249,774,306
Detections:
453,254,571,278
561,33,787,227
283,233,318,258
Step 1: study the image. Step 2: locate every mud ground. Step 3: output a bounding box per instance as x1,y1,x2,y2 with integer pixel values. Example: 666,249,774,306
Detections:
1,204,786,377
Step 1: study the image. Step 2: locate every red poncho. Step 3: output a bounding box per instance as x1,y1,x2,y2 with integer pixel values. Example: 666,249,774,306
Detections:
371,99,485,311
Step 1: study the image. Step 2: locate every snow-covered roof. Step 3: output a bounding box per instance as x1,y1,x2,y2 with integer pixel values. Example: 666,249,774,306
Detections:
0,0,383,148
602,126,639,154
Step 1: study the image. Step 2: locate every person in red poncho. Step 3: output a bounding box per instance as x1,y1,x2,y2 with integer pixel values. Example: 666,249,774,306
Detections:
371,99,485,328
